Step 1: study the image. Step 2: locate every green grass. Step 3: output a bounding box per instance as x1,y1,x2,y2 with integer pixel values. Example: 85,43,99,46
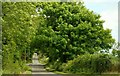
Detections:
22,71,31,74
102,72,120,74
0,70,2,76
53,71,72,74
54,71,120,75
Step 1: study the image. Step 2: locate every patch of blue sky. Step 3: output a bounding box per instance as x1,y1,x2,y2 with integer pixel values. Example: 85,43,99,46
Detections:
83,0,119,42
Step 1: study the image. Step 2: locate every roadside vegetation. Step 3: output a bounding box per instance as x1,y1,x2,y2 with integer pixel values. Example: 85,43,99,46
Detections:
2,2,120,74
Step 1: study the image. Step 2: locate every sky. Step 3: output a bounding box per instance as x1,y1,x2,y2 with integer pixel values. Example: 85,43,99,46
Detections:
83,0,119,42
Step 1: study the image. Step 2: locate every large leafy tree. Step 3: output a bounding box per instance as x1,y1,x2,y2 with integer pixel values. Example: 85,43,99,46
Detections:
2,2,39,72
31,2,115,63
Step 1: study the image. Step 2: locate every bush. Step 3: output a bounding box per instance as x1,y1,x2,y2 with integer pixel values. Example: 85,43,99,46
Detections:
2,60,29,74
46,61,63,72
106,55,120,73
62,54,112,74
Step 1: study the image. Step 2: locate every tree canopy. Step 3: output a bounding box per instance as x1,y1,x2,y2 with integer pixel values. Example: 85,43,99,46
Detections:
31,2,115,63
2,2,39,72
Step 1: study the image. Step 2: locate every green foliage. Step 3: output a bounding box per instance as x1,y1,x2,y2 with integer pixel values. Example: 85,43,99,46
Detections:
31,2,115,64
62,54,112,74
38,51,49,64
2,2,39,73
2,2,116,74
108,55,120,72
46,61,62,72
111,42,120,72
112,42,120,58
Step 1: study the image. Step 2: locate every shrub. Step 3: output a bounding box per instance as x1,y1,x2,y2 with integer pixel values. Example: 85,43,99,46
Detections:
46,60,63,72
62,54,112,74
2,60,29,74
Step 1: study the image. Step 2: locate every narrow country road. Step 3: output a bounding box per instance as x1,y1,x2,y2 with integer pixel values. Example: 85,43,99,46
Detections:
28,53,62,76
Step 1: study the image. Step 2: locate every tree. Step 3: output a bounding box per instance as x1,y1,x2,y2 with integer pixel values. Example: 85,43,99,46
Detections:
31,2,115,63
2,2,39,73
